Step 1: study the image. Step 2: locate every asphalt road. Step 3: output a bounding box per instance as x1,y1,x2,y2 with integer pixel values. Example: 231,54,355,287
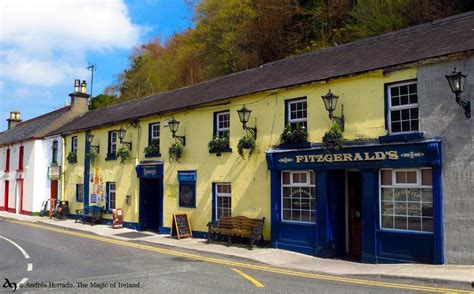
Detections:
0,219,470,294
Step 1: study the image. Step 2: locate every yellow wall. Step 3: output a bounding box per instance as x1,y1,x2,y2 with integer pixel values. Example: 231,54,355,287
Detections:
62,68,417,239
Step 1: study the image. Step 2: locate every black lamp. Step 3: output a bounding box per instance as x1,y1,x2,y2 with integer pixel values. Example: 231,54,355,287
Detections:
86,132,100,153
117,127,132,150
445,68,470,119
168,118,186,146
321,90,345,131
237,105,257,138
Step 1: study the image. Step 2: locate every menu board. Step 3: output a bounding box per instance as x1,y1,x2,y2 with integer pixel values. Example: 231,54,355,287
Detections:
171,213,192,239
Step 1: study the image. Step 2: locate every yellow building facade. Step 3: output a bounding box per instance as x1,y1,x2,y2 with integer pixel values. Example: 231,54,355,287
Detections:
62,68,416,240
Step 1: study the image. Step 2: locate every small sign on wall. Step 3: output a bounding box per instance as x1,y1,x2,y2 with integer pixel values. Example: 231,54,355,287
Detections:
48,166,61,180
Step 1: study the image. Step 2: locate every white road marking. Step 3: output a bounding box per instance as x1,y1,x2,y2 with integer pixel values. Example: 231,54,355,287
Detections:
0,236,30,259
27,263,33,271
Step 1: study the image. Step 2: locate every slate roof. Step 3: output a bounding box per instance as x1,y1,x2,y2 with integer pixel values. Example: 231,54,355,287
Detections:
52,12,474,135
0,107,69,146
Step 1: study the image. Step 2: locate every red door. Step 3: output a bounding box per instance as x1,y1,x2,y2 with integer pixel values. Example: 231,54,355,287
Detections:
50,180,58,212
3,181,8,211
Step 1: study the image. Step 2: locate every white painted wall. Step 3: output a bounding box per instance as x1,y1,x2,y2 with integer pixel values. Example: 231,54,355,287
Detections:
0,135,63,214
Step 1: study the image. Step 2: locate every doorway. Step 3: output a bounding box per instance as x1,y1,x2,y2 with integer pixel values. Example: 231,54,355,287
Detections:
138,178,163,232
347,171,362,259
50,180,58,212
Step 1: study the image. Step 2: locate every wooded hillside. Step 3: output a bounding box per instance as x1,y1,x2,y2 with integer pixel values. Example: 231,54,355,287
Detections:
91,0,472,109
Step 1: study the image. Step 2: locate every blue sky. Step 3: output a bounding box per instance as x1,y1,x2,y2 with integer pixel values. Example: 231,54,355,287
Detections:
0,0,194,130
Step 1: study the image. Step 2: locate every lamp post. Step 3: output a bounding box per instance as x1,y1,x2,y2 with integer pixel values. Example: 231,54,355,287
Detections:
321,90,345,131
237,105,257,138
445,68,470,119
117,127,132,150
168,118,186,146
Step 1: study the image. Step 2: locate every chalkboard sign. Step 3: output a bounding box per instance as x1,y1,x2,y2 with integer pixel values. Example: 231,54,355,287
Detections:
171,213,192,239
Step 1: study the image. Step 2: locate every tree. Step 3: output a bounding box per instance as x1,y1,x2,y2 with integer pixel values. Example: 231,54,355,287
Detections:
89,94,118,110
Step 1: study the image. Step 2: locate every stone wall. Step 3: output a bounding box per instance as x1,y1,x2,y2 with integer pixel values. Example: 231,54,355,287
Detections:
418,55,473,264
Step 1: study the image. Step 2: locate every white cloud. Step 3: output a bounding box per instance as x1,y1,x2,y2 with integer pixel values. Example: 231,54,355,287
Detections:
0,0,142,86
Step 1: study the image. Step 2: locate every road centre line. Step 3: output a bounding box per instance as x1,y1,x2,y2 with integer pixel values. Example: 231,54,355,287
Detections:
19,278,28,286
6,220,472,294
0,235,30,259
231,268,264,288
27,263,33,272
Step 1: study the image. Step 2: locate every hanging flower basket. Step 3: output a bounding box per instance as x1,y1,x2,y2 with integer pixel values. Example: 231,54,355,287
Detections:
169,141,184,162
117,146,130,164
67,151,77,164
237,134,256,159
322,123,344,150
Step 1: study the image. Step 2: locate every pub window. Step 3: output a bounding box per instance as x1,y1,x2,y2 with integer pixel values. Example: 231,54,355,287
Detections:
106,182,116,212
148,123,160,155
178,171,197,208
108,130,117,157
388,82,419,134
380,168,433,232
71,136,78,154
76,184,84,202
286,98,307,128
214,111,230,138
215,183,231,220
281,170,316,223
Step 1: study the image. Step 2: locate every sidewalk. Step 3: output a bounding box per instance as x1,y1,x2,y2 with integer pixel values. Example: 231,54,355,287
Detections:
1,211,473,286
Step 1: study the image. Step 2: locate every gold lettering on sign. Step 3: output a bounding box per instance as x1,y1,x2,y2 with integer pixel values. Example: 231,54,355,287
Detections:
289,151,403,164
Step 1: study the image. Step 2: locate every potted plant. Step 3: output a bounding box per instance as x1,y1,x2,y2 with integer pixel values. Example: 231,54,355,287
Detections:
66,151,77,164
322,123,344,150
237,134,256,159
208,136,229,156
88,148,98,166
280,123,309,145
144,139,160,157
117,146,130,164
169,141,184,162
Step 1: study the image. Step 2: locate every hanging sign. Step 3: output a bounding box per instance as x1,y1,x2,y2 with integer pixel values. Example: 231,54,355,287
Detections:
48,166,61,180
171,213,192,239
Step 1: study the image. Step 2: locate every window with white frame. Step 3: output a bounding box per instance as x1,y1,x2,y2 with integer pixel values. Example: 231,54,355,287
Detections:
107,182,116,212
215,111,230,138
71,136,78,154
287,98,307,128
380,168,433,232
151,123,160,141
281,170,316,223
108,131,117,156
388,82,419,134
215,183,231,220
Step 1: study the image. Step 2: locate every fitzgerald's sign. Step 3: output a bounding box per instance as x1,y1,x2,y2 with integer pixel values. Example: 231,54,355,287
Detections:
294,150,399,163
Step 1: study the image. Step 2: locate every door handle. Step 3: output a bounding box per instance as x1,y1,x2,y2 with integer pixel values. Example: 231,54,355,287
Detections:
354,211,361,218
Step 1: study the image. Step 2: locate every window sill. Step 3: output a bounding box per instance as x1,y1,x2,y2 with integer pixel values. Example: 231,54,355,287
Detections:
379,132,424,143
105,154,117,161
145,153,161,158
276,142,312,150
209,148,232,154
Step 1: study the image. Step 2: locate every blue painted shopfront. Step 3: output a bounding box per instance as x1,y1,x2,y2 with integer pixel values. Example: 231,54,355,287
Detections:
266,140,443,264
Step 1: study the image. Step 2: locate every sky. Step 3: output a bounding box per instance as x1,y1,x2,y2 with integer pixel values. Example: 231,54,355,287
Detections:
0,0,194,130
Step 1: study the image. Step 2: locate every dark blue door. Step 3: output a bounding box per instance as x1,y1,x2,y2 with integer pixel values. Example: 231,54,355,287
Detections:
138,178,163,232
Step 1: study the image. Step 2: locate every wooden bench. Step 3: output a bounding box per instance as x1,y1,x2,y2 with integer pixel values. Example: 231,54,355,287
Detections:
207,216,265,249
75,206,104,226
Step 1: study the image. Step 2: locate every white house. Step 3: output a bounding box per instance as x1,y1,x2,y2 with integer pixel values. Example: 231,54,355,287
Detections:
0,80,90,215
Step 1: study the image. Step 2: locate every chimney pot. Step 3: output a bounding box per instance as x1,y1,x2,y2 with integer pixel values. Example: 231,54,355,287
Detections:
74,79,80,93
81,80,87,93
7,111,22,130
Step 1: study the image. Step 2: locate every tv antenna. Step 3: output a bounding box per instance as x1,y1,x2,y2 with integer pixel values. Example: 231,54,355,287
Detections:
86,63,97,98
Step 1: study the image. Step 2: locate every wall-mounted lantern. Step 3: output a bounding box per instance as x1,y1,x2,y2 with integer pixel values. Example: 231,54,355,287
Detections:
445,68,470,119
321,90,345,131
237,105,257,138
168,118,186,146
86,133,100,153
117,127,133,150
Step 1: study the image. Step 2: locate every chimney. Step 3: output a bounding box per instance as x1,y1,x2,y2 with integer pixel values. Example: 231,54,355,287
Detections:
7,111,22,130
69,79,90,114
